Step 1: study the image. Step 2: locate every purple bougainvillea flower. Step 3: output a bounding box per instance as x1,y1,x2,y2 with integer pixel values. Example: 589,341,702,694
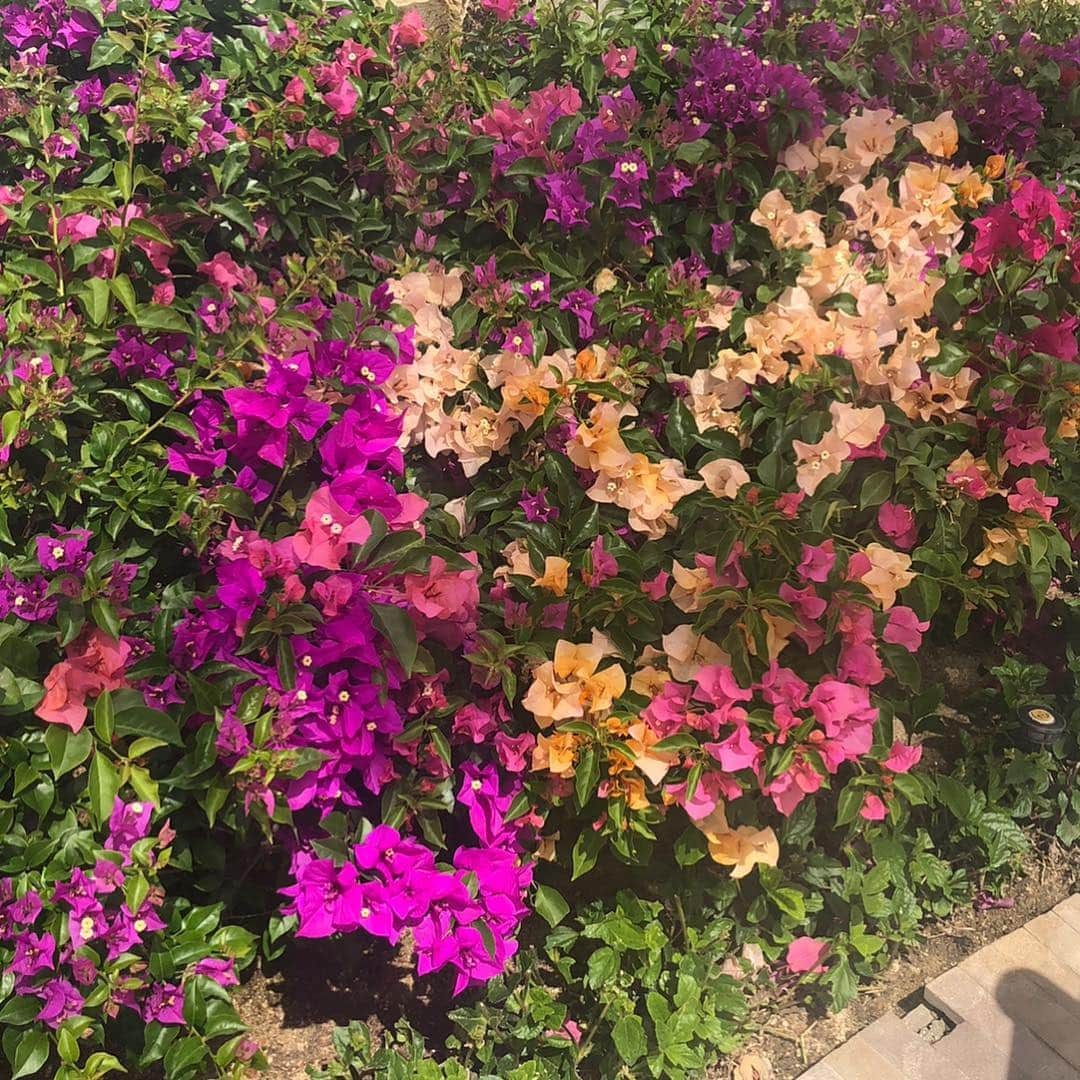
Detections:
35,980,85,1027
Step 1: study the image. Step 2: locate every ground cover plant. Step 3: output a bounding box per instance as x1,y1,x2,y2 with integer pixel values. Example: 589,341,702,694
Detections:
0,0,1079,1075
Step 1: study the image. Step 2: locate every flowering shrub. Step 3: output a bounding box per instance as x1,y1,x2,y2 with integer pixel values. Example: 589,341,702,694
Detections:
0,0,1079,1075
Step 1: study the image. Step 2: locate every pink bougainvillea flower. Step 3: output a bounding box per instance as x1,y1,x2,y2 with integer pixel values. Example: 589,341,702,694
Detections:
641,570,670,600
55,213,100,244
1026,314,1079,364
1007,477,1059,521
882,606,929,653
797,541,836,584
704,724,762,775
765,761,823,816
860,793,889,821
883,742,923,773
602,45,637,79
786,937,828,973
291,485,371,570
404,554,481,648
481,0,519,20
306,128,340,157
1003,426,1051,467
877,502,918,550
390,8,427,48
323,79,358,119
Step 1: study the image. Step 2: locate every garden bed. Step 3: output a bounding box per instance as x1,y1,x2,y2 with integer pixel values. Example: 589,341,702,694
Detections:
1,0,1080,1078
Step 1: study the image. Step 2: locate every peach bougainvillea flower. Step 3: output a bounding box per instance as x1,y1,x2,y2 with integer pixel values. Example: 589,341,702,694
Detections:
911,110,959,159
522,640,627,729
828,401,886,449
793,431,850,495
661,625,730,682
974,525,1027,567
841,107,909,167
699,457,751,499
36,628,131,733
858,544,915,609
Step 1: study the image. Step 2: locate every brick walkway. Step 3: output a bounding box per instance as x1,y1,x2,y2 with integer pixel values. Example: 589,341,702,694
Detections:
801,895,1080,1080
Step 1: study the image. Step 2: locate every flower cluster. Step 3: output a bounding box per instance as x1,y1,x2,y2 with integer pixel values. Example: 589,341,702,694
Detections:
2,800,247,1030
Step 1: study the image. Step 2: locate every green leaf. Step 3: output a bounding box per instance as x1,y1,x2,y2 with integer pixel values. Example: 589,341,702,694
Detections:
110,274,138,317
136,305,189,334
44,725,93,778
114,704,181,747
533,885,570,928
163,1035,207,1077
573,744,599,811
2,411,21,448
823,954,858,1011
12,1030,48,1079
859,471,893,510
571,828,604,880
768,887,806,921
505,157,549,177
370,602,418,675
666,400,696,458
586,945,619,988
81,278,111,326
212,196,256,235
88,752,122,826
90,598,122,639
611,1015,647,1065
835,783,865,827
937,775,973,821
94,690,115,743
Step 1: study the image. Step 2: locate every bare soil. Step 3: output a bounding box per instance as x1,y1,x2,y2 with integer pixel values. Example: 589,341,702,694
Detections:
233,932,454,1079
721,841,1080,1080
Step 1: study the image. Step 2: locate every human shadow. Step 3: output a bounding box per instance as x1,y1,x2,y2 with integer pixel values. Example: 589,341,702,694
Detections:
997,967,1080,1080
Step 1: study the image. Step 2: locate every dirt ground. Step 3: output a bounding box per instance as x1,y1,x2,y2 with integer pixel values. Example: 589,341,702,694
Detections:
722,841,1080,1080
233,932,449,1079
235,842,1080,1080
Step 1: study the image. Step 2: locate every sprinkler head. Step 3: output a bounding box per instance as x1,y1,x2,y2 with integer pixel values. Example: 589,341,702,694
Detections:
1014,703,1065,750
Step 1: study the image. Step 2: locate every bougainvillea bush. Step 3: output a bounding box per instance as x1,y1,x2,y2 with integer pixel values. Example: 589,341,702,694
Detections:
1,0,1079,1075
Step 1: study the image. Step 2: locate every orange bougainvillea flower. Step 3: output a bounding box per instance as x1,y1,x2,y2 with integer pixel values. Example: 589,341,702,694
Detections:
532,731,580,777
859,543,916,609
703,801,780,879
974,525,1027,567
533,556,570,596
600,775,650,810
36,629,131,733
625,721,678,785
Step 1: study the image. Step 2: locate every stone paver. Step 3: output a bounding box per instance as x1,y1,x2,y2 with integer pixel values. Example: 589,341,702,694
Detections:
798,895,1080,1080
